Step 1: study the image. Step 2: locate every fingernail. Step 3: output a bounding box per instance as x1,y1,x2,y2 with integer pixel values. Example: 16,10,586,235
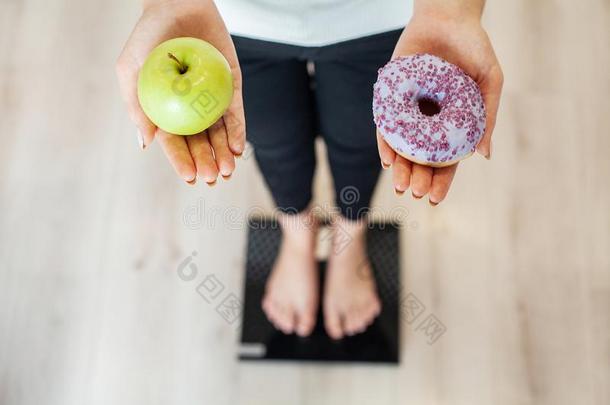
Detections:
206,179,217,187
136,130,145,150
412,192,423,199
232,143,244,155
477,145,491,160
222,173,232,180
382,161,391,169
429,200,439,206
394,187,405,196
186,177,197,185
219,163,233,177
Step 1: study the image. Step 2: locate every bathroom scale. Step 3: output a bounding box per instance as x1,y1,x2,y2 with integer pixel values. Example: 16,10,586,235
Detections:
238,216,401,364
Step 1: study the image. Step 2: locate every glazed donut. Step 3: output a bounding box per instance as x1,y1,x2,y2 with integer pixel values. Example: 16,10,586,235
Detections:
373,54,486,167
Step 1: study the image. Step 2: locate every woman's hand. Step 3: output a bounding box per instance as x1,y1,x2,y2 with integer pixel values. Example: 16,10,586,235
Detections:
116,0,245,185
378,5,503,204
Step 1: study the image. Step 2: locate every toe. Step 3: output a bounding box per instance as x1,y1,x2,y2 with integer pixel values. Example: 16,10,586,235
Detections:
371,299,382,318
324,309,344,340
262,297,277,324
296,312,316,337
265,300,294,334
276,305,295,334
344,309,363,336
353,320,368,335
363,300,381,325
262,296,273,314
360,301,381,329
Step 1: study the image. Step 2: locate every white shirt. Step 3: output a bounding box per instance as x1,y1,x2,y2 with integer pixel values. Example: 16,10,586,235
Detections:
216,0,413,47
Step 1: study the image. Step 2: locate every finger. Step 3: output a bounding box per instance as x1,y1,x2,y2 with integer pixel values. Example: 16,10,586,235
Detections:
392,155,412,195
477,64,504,159
224,63,246,155
156,130,197,182
208,118,236,178
185,132,219,184
410,164,433,199
429,164,459,205
391,29,415,59
115,52,156,148
377,131,397,167
377,131,397,169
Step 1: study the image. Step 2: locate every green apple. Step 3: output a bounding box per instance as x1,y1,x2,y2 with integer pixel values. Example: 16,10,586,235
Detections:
137,37,233,135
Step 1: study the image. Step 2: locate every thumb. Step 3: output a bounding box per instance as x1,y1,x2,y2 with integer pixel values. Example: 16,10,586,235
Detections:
476,64,503,159
116,53,157,149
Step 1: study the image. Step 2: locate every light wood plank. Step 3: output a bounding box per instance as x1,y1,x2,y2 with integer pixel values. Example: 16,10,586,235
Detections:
0,0,608,404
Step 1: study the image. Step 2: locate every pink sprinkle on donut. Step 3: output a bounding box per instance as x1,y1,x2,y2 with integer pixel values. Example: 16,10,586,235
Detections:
373,54,486,167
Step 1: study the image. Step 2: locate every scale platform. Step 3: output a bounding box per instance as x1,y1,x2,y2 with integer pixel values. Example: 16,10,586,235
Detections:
239,217,401,364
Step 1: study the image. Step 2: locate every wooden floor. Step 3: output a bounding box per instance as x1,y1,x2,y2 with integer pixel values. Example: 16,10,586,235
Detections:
0,0,608,404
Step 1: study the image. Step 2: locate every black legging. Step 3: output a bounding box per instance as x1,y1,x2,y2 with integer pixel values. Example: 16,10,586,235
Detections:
233,30,402,220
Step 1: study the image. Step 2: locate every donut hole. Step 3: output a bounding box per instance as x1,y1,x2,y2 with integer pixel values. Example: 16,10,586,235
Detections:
418,97,441,116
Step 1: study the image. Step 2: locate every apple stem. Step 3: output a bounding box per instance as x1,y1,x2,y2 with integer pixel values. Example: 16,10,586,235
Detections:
167,52,187,74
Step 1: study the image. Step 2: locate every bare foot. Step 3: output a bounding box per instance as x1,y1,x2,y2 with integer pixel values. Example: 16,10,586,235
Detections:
323,216,381,339
262,210,319,337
